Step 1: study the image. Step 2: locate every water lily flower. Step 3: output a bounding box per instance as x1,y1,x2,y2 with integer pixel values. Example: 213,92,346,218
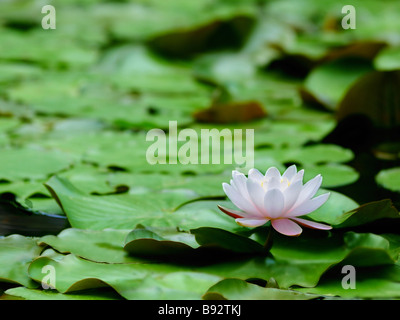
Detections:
218,165,332,236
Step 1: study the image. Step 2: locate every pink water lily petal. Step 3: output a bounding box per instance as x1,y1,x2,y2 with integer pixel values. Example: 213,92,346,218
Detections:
246,179,267,214
231,175,254,209
282,179,303,212
232,170,243,178
217,205,244,219
266,176,280,190
291,217,332,230
248,168,264,183
264,188,284,219
294,174,322,206
291,169,304,184
287,192,330,217
265,167,281,180
282,165,297,181
220,166,332,237
231,171,249,196
222,183,262,216
271,218,302,236
236,218,269,228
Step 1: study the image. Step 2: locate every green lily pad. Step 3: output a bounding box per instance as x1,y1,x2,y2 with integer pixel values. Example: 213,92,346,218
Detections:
45,175,194,230
39,228,136,263
193,52,257,85
0,235,43,287
297,264,400,299
303,57,374,110
172,200,242,232
0,147,74,181
198,234,346,288
0,29,97,68
28,254,222,300
108,172,229,197
0,181,50,200
342,232,398,266
123,226,264,261
123,227,200,260
252,121,336,148
302,163,359,188
306,189,359,226
4,287,121,300
331,199,400,229
374,46,400,71
0,62,41,84
255,144,354,165
376,167,400,193
203,278,320,300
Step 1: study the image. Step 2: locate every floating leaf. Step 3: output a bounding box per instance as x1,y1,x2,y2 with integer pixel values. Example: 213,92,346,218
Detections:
45,175,193,230
123,226,264,262
28,254,222,300
342,232,398,266
203,278,320,300
254,144,354,166
332,199,400,229
4,287,121,301
302,58,373,110
376,167,400,193
374,46,400,71
0,29,97,68
297,264,400,299
302,164,359,188
39,228,136,263
123,227,200,260
0,235,43,287
0,147,73,181
108,172,228,198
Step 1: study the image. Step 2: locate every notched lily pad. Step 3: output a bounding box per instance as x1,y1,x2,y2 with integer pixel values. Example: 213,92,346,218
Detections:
333,199,400,229
123,226,265,263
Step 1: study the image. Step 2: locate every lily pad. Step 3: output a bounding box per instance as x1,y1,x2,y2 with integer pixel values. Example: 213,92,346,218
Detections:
4,286,121,300
374,46,400,71
28,254,222,300
331,199,400,229
123,226,265,261
39,228,136,263
306,189,359,226
0,235,43,287
107,172,229,197
203,278,320,300
45,175,194,230
302,58,373,110
376,167,400,193
0,147,73,182
297,264,400,299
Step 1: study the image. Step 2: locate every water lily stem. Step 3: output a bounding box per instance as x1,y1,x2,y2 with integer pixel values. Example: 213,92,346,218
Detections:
263,226,273,251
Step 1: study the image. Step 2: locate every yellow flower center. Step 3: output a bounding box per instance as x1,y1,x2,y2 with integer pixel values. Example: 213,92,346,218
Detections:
281,177,291,187
261,177,291,190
